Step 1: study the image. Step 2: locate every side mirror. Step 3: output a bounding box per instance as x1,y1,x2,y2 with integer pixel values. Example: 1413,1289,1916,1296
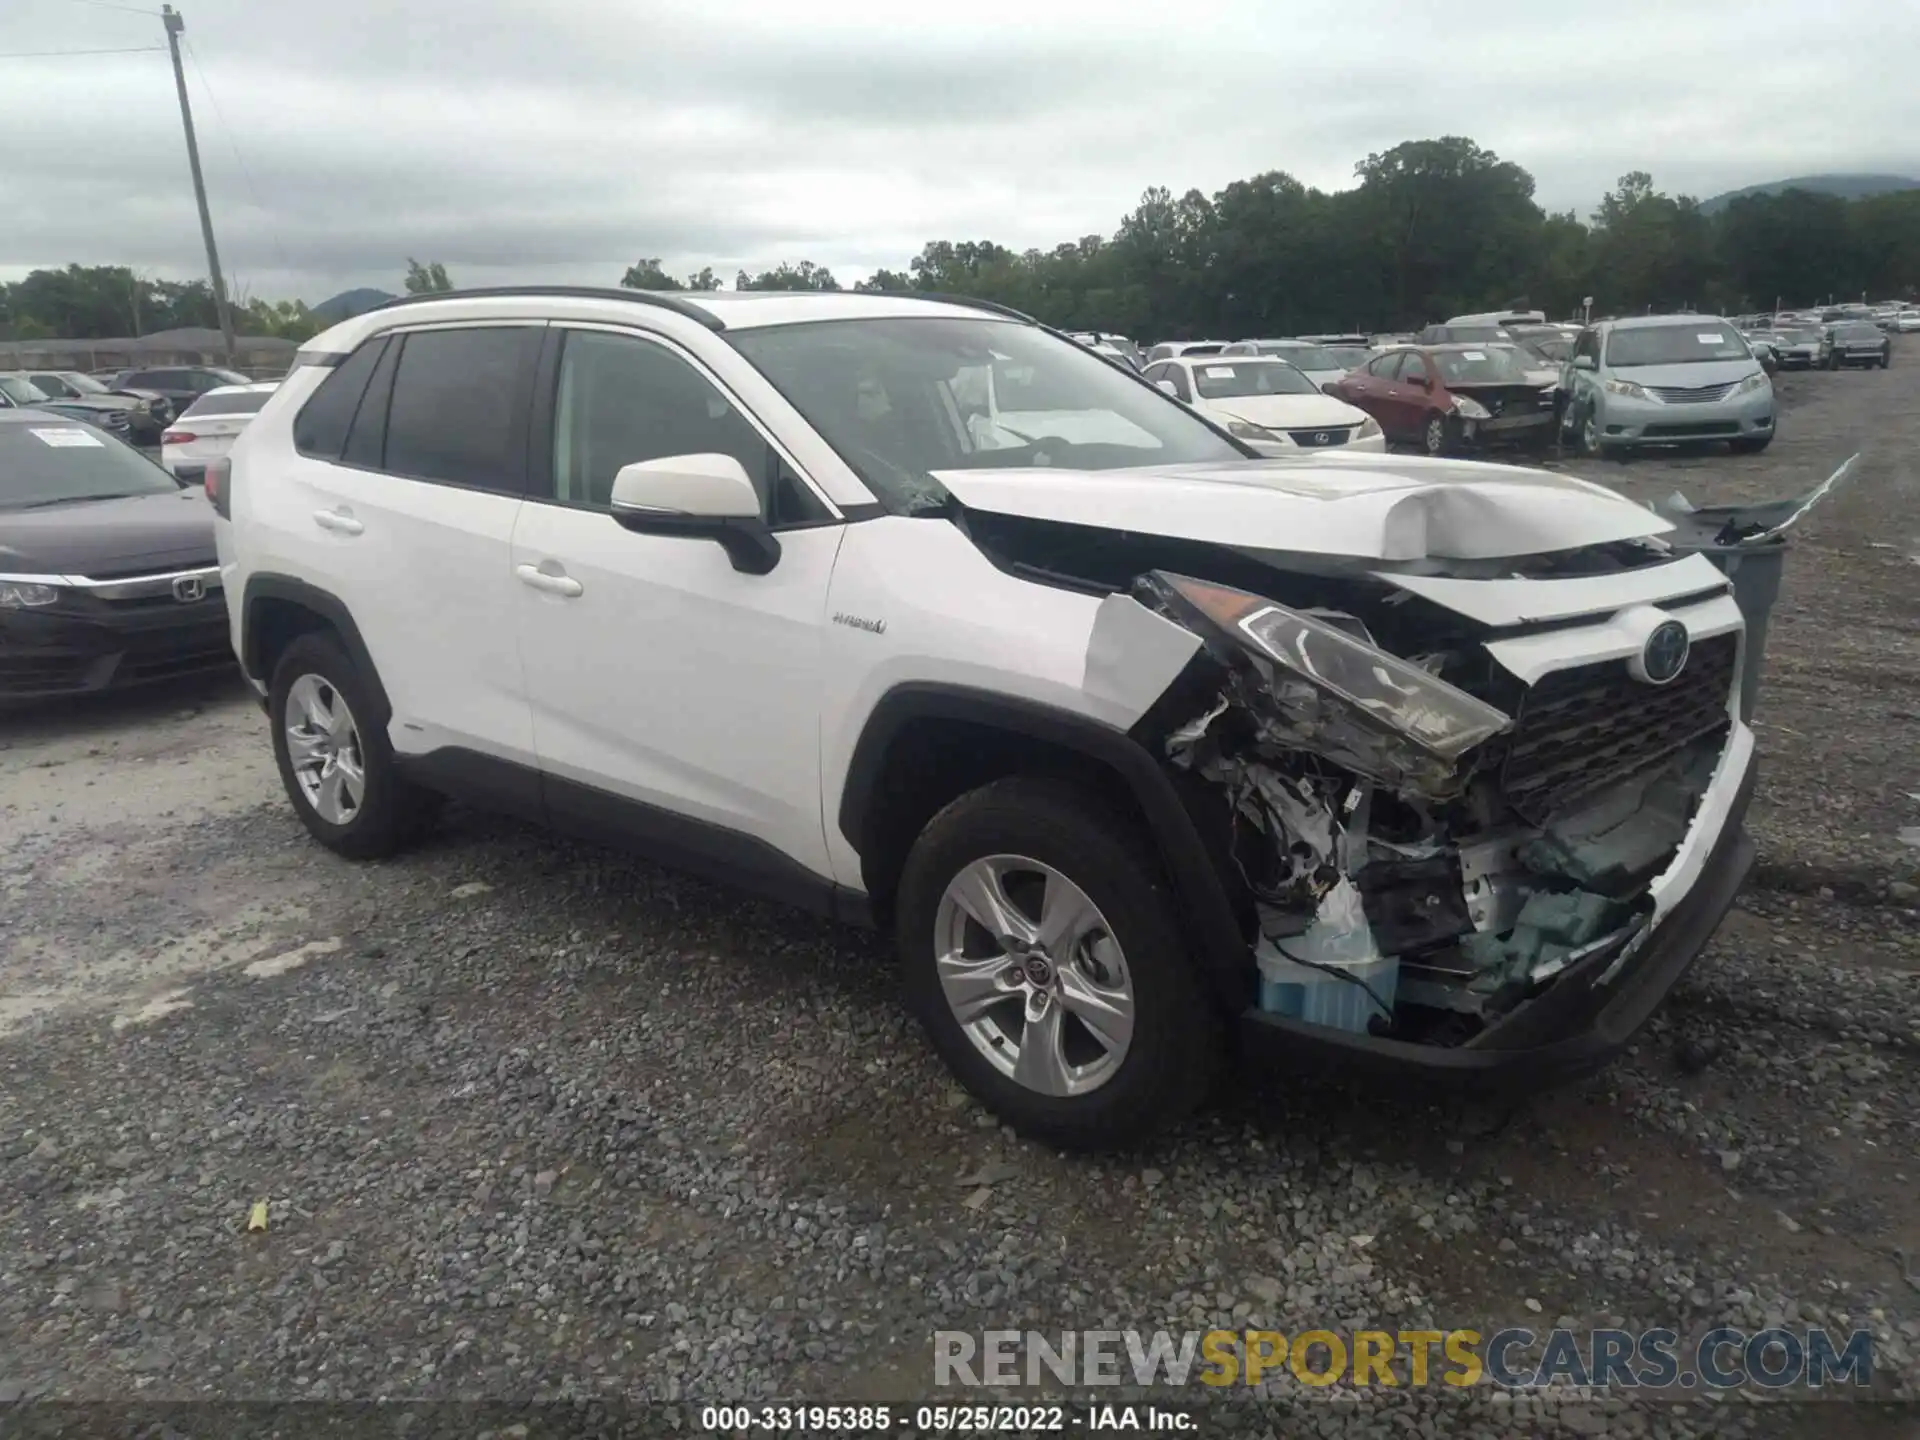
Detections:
609,453,780,575
1154,379,1179,397
1571,354,1597,371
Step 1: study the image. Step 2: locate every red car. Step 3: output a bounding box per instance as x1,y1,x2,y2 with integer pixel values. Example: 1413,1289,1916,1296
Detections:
1327,343,1559,456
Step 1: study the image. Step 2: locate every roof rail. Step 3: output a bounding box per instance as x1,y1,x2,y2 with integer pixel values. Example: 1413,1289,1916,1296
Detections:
863,290,1041,326
368,285,726,331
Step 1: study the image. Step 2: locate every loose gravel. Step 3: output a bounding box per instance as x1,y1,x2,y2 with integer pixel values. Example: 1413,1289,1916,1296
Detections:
2,363,1917,1436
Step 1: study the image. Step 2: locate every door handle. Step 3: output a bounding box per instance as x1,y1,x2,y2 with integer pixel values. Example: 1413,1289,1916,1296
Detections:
312,508,363,536
515,563,583,598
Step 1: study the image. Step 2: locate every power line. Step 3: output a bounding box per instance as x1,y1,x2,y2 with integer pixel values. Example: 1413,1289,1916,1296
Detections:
47,0,164,15
0,43,165,57
183,36,291,276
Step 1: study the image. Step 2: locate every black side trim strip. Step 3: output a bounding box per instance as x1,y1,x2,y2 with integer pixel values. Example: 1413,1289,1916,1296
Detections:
239,575,392,728
838,682,1250,1004
390,746,871,926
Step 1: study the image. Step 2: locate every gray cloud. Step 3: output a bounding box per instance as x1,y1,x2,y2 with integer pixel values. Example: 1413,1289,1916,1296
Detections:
3,0,1916,303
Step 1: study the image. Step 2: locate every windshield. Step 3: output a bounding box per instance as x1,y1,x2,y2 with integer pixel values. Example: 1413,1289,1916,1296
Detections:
1438,326,1510,343
1,376,53,404
1260,344,1337,370
1834,323,1882,341
62,373,110,394
1781,328,1822,342
1190,359,1319,399
1324,346,1374,369
726,317,1251,512
1605,324,1752,367
0,423,180,510
1433,347,1537,383
1518,336,1571,363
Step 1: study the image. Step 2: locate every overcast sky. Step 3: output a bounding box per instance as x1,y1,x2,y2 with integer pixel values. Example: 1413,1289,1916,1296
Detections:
3,0,1916,304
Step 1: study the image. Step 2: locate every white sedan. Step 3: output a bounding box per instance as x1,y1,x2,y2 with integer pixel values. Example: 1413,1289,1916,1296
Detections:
159,382,279,482
1143,355,1386,453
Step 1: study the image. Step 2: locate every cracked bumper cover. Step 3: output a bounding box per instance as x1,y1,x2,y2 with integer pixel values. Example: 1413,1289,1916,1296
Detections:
1236,738,1757,1086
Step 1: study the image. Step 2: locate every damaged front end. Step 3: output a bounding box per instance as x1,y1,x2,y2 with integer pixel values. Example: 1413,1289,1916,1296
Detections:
1125,567,1745,1061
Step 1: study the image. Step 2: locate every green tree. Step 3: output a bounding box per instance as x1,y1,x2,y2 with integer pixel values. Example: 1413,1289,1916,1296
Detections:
404,258,453,294
735,260,841,291
620,257,677,290
684,266,722,291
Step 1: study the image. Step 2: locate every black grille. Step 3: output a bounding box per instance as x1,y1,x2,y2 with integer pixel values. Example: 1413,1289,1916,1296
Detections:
1497,633,1737,823
1286,426,1355,447
1644,421,1739,438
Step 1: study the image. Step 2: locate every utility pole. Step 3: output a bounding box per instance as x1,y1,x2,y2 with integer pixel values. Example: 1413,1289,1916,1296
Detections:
162,5,236,363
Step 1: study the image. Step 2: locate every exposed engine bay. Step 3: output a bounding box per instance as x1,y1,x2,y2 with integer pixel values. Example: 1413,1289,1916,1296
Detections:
961,505,1747,1049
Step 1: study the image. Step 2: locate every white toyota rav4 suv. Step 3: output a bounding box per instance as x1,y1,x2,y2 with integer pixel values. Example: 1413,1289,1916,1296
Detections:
213,287,1761,1149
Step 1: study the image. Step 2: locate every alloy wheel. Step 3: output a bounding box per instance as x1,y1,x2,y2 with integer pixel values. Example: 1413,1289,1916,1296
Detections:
1424,416,1446,455
933,854,1135,1097
284,673,366,825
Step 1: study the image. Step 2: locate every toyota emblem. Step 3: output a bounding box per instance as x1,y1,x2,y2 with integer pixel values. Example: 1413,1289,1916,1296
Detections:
171,575,206,603
1636,620,1690,685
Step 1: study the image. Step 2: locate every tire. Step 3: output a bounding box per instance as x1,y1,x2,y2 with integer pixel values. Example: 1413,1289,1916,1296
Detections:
1422,412,1450,456
1731,436,1772,455
1882,352,1892,369
1575,408,1621,460
895,776,1224,1150
268,631,440,859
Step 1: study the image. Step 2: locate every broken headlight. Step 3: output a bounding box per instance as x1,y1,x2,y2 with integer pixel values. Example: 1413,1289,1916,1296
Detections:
1140,572,1513,796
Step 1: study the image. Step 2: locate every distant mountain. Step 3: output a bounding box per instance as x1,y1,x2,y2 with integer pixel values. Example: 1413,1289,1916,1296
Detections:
311,287,398,323
1700,173,1920,214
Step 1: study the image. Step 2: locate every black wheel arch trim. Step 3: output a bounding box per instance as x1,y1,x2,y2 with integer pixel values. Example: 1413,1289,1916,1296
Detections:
837,682,1251,1006
240,574,392,729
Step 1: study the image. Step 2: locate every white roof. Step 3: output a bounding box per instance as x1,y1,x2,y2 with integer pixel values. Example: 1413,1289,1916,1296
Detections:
298,288,1023,358
202,382,281,397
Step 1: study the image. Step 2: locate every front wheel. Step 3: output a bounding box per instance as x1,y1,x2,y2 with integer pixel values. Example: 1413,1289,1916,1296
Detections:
1731,436,1772,455
1882,352,1892,369
1575,409,1620,460
896,777,1223,1150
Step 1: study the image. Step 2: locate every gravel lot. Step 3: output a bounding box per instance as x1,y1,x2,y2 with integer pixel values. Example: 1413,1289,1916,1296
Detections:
3,364,1917,1435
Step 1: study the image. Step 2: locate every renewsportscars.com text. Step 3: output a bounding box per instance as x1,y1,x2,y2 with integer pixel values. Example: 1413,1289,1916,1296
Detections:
934,1326,1874,1390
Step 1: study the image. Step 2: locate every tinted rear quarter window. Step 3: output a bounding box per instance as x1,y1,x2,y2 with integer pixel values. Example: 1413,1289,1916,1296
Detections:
383,327,538,493
293,338,388,460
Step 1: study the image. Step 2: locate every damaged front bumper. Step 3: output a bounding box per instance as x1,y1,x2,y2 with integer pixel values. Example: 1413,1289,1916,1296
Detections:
1239,725,1754,1086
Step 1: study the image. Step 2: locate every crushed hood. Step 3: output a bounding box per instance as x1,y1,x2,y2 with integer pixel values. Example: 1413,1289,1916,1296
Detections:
935,455,1673,562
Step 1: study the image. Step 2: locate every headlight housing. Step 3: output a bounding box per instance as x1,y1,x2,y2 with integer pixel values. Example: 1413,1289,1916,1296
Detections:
1225,417,1281,441
1354,415,1383,440
1604,378,1653,401
1733,371,1771,395
1135,571,1513,799
1451,395,1491,421
0,581,60,609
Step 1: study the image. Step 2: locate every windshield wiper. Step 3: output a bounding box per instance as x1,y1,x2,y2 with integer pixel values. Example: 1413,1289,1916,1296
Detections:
8,492,147,510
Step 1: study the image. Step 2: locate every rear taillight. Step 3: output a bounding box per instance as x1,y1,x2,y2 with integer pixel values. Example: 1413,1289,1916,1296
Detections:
204,457,232,519
162,430,195,445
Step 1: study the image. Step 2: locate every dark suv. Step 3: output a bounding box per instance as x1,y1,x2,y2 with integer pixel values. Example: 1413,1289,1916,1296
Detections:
112,366,253,413
1826,322,1891,370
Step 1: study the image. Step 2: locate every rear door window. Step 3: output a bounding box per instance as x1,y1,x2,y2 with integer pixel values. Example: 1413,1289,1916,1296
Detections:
382,327,540,493
293,337,388,460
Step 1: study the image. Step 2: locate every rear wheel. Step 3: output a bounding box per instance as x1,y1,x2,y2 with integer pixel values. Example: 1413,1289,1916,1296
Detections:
896,777,1223,1150
269,632,440,859
1422,412,1450,456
